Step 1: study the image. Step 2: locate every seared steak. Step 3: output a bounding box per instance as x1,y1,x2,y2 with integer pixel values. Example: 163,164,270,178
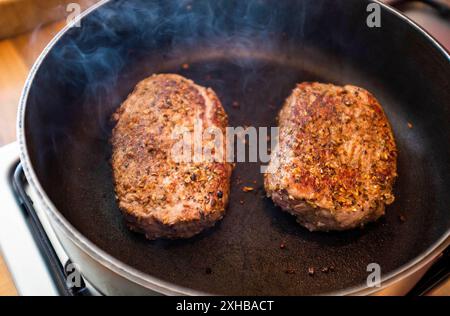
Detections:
264,82,397,231
111,74,232,239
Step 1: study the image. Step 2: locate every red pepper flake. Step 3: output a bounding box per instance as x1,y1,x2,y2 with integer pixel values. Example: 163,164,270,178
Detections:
181,63,190,70
308,267,315,276
239,200,245,205
232,101,240,109
407,122,413,129
280,242,286,249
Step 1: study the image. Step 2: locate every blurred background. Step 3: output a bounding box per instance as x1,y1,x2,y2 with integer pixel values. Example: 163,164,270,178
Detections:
0,0,448,296
0,0,100,147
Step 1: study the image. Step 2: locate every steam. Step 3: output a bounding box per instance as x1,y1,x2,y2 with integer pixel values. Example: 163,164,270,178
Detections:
30,0,331,171
26,0,370,188
48,1,306,86
43,0,307,135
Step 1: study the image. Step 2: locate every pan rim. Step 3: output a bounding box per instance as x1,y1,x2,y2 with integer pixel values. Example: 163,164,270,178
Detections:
17,0,450,295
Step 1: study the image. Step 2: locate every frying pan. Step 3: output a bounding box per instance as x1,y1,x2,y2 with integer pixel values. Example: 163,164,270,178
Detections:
18,0,450,295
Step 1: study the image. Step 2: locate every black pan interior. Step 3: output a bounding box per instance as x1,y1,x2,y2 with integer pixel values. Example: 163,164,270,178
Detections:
24,0,450,295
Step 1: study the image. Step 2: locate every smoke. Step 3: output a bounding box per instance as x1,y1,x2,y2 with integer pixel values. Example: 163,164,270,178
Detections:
41,0,308,135
25,0,386,198
29,0,341,173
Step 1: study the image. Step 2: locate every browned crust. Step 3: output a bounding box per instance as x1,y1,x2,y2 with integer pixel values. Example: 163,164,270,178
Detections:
265,82,397,231
111,74,232,239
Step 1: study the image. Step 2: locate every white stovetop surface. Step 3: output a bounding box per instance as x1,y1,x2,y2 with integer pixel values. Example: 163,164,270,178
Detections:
0,142,60,295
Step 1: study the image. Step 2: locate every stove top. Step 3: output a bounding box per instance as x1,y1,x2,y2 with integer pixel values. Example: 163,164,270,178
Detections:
0,143,99,295
0,143,55,295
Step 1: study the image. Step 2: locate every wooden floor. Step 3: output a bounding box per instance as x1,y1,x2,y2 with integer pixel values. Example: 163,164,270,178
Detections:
0,20,65,296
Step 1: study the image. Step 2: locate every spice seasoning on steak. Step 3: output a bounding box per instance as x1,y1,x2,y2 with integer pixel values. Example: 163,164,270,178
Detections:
264,82,397,231
111,74,232,239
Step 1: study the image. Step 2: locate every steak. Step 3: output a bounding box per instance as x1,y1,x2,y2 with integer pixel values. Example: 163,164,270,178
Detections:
264,82,397,231
111,74,232,239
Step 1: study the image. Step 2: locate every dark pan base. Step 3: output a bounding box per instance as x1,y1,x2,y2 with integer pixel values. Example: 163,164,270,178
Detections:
45,55,446,295
23,0,450,295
